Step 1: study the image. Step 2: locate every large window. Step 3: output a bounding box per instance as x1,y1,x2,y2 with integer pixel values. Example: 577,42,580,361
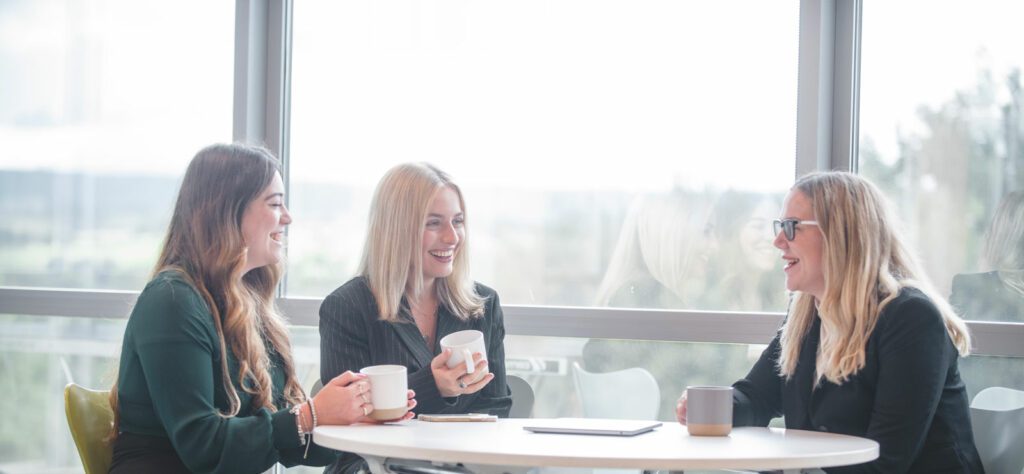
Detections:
859,0,1024,325
3,1,1023,473
0,1,233,471
0,0,234,290
289,1,800,313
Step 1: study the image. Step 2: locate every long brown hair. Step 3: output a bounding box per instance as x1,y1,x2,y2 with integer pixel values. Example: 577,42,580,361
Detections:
777,172,971,385
111,144,304,434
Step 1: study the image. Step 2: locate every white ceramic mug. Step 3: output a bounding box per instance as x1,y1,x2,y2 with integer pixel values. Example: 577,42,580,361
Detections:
686,385,733,436
359,365,408,421
440,329,488,379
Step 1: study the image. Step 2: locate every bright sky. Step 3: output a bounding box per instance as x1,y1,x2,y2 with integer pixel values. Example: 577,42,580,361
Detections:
289,0,799,192
1,0,1022,191
859,0,1024,160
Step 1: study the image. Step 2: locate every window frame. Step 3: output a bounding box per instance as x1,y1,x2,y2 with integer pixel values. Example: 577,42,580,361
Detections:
2,0,1023,359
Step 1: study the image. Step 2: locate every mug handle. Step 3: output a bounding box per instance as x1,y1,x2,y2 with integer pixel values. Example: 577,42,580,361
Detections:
461,348,475,375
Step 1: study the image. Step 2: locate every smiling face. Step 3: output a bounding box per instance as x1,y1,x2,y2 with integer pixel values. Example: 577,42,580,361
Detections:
741,199,779,271
420,186,465,290
774,190,825,300
240,172,291,273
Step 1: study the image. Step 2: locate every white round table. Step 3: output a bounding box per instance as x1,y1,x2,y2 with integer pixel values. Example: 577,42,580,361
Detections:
314,418,878,473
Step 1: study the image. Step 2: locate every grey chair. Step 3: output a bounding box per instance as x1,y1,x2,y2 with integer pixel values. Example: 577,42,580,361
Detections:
507,374,535,418
970,386,1024,474
572,362,659,420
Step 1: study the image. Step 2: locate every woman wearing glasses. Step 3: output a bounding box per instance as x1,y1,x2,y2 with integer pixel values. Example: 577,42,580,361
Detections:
676,172,983,472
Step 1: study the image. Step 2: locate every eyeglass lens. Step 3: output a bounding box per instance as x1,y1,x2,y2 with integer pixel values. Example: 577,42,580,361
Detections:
772,220,796,241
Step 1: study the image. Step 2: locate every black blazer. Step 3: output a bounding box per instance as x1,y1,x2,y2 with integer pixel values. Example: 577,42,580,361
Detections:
319,277,512,473
320,276,512,414
950,271,1024,322
733,288,983,473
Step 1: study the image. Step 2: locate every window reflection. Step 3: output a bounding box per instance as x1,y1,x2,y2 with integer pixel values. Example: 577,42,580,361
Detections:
860,1,1024,326
951,191,1024,322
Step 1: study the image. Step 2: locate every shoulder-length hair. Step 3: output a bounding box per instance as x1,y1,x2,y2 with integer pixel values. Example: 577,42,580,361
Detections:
112,143,304,430
777,171,971,385
359,162,484,322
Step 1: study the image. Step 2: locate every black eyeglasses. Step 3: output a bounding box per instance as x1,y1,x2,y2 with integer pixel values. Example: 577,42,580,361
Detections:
772,219,819,241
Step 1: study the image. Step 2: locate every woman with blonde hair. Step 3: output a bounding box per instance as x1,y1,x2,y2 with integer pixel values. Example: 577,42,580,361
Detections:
320,162,511,474
110,144,414,473
676,172,983,472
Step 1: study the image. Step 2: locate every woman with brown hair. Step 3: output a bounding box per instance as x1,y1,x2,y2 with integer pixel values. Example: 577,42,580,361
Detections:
109,144,414,473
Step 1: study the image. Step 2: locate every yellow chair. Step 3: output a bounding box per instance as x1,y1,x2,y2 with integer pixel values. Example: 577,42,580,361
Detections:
64,383,114,474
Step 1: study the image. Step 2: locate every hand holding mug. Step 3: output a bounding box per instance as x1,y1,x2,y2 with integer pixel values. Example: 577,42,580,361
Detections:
312,371,374,426
431,348,493,397
675,391,688,425
359,365,416,421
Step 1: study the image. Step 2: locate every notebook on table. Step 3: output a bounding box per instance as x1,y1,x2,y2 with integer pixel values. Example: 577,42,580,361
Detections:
523,418,662,436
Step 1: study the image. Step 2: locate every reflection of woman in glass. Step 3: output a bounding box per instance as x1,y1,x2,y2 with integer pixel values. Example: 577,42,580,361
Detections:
594,191,716,309
950,190,1024,322
678,172,982,472
589,191,740,420
707,191,786,311
319,163,511,474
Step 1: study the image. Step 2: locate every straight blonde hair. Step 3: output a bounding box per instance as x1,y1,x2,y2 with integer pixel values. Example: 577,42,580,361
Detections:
983,191,1024,295
359,163,484,322
778,172,971,385
111,144,304,436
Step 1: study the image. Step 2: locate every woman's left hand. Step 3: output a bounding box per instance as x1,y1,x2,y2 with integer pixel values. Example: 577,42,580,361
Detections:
430,348,494,397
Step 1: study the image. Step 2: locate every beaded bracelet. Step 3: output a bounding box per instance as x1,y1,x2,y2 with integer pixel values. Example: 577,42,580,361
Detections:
303,398,318,458
290,403,308,446
308,397,318,430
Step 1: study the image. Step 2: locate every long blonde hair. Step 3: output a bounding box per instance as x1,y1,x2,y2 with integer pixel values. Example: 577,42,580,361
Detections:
983,191,1024,295
595,192,712,307
359,163,484,322
777,172,971,385
111,144,304,433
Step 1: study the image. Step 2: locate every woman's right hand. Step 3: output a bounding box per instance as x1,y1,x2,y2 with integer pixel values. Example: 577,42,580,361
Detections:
675,392,688,425
312,371,374,426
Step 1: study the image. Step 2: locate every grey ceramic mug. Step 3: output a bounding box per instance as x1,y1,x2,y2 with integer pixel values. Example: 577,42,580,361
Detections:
686,386,733,436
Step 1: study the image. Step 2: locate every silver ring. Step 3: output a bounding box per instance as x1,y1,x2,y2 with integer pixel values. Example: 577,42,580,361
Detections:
457,380,467,390
362,405,371,416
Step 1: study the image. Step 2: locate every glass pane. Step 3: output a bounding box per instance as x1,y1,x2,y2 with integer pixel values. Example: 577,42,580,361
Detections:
859,1,1024,322
0,314,125,473
289,1,799,312
0,0,234,290
960,353,1024,400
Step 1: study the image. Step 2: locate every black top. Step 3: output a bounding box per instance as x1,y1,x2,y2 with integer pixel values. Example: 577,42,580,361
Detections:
111,271,337,474
733,288,984,473
319,276,512,474
950,271,1024,322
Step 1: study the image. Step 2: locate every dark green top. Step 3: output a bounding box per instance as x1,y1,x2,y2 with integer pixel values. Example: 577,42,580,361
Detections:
114,271,337,473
